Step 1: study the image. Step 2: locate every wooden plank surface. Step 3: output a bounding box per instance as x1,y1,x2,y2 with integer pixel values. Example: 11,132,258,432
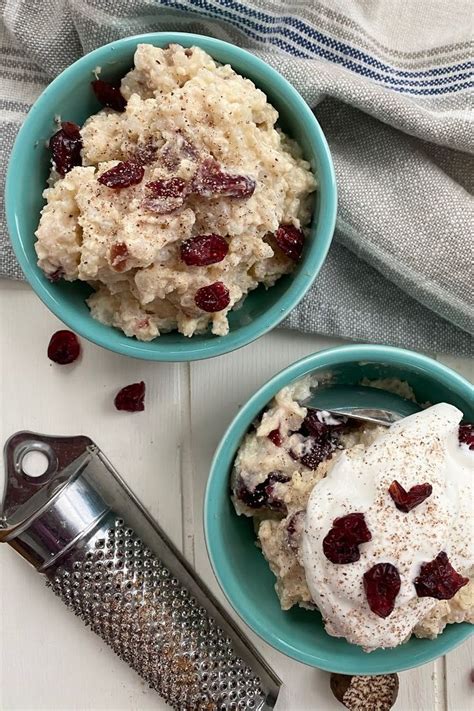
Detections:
0,283,179,710
1,282,472,710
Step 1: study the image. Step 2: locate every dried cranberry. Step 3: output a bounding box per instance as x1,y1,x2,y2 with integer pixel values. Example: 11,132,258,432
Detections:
98,161,144,189
388,480,432,513
273,224,305,261
47,330,81,365
323,513,372,564
236,472,289,511
364,563,401,618
91,79,126,112
268,429,283,447
192,158,256,198
287,510,305,551
293,408,343,469
146,177,188,198
301,408,347,437
135,318,150,329
333,513,372,540
459,423,474,450
414,552,469,600
142,196,183,214
194,282,230,312
114,381,146,412
131,142,158,166
299,437,337,470
46,268,64,283
181,234,228,266
49,121,82,176
142,177,188,214
159,134,199,171
109,242,129,272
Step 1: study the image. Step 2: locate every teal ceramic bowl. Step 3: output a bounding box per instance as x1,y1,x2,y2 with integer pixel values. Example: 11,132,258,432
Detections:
205,344,474,674
5,33,336,362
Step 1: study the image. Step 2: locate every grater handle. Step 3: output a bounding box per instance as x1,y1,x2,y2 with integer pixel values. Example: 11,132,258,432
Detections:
1,431,94,532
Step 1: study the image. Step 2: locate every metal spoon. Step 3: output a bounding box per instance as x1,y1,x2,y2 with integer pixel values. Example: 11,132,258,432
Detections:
303,384,421,427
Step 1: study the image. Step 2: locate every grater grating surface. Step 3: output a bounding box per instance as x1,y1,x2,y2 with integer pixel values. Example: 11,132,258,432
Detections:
1,432,281,710
49,518,267,710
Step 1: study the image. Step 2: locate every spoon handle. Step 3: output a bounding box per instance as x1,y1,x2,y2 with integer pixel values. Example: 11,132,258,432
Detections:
325,407,403,427
304,384,421,426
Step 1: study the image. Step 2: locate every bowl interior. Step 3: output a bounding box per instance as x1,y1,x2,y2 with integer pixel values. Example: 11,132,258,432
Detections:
7,32,336,361
205,347,474,674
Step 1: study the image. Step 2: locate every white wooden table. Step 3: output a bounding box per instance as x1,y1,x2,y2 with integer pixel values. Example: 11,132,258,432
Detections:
0,279,472,711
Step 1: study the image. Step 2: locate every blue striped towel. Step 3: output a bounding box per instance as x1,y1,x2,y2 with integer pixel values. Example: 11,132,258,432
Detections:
1,0,473,355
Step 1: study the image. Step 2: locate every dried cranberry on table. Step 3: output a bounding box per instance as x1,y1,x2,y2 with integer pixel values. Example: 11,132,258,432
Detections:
181,234,228,266
273,224,305,261
47,330,81,365
98,161,144,189
194,282,230,312
363,562,401,618
388,480,433,513
192,158,256,198
414,551,469,600
458,423,474,450
91,79,126,112
323,512,372,564
236,473,290,512
49,121,82,176
114,382,146,412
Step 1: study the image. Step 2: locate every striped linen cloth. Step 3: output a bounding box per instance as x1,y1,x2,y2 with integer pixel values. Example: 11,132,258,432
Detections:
1,0,473,355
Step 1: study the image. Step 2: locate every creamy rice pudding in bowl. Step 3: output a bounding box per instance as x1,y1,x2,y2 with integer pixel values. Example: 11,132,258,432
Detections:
5,33,336,361
204,345,474,674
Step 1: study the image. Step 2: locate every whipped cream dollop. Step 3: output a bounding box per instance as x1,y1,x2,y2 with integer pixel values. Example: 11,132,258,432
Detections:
302,403,474,651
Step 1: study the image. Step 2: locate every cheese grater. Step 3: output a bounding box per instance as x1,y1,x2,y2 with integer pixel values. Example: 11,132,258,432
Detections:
0,432,281,710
